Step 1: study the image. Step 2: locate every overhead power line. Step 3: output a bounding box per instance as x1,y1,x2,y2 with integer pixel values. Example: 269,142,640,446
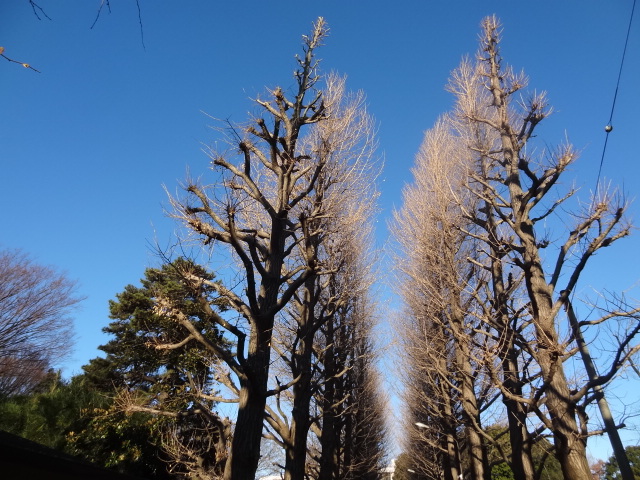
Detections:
596,0,637,193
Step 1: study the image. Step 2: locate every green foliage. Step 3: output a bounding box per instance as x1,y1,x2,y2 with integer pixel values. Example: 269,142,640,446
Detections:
0,370,172,478
64,393,172,479
0,371,84,450
0,258,229,479
485,424,563,480
491,461,514,480
534,445,563,480
84,257,226,397
73,258,229,478
604,445,640,480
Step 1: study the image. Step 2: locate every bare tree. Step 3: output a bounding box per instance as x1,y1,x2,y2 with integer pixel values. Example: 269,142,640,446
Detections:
456,17,640,480
338,312,388,480
310,291,386,480
401,327,463,480
160,412,232,480
306,199,385,480
260,73,380,480
0,350,49,397
447,55,539,480
395,16,640,480
393,116,497,480
0,248,80,396
157,19,371,480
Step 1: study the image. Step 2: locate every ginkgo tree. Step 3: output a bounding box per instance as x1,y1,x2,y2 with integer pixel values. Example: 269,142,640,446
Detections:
395,15,640,480
160,18,385,480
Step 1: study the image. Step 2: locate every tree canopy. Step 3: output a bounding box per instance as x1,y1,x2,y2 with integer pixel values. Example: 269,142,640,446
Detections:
81,257,230,479
0,249,81,397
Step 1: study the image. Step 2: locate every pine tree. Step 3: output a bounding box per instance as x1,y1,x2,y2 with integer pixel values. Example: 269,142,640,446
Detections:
75,258,230,478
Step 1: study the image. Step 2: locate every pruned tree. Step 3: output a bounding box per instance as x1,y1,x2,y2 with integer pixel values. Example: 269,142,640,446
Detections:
447,54,539,480
454,16,640,480
336,311,387,480
294,161,387,480
0,248,81,397
310,291,387,480
159,18,355,480
400,318,463,480
304,195,385,480
257,72,380,480
396,15,640,480
392,116,496,480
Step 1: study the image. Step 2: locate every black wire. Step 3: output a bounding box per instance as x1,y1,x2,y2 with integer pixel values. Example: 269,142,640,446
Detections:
595,0,637,194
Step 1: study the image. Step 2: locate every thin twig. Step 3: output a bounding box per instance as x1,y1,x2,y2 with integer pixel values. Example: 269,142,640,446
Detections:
90,0,145,50
90,0,112,30
136,0,145,50
1,48,41,73
29,0,51,21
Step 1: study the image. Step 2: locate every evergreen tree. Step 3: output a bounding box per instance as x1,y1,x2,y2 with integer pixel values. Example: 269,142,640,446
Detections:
75,258,230,479
84,257,226,396
604,446,640,480
0,372,91,450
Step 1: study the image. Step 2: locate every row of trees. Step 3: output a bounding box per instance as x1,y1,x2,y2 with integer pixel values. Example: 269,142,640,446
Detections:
154,18,386,480
393,16,640,480
1,17,388,480
0,250,387,479
3,15,639,480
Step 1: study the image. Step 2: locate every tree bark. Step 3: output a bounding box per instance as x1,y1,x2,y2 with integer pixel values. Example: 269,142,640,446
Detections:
284,306,315,480
482,18,592,478
224,320,273,480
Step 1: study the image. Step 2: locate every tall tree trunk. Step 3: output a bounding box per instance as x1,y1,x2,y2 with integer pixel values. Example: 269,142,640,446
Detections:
224,325,272,480
519,231,591,480
441,355,461,480
566,301,635,480
318,319,339,480
284,323,314,480
483,198,536,480
484,22,592,476
502,358,535,480
451,310,488,480
458,352,489,480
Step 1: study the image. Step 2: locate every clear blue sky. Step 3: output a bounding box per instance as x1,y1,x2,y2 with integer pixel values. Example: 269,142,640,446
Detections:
2,0,639,460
